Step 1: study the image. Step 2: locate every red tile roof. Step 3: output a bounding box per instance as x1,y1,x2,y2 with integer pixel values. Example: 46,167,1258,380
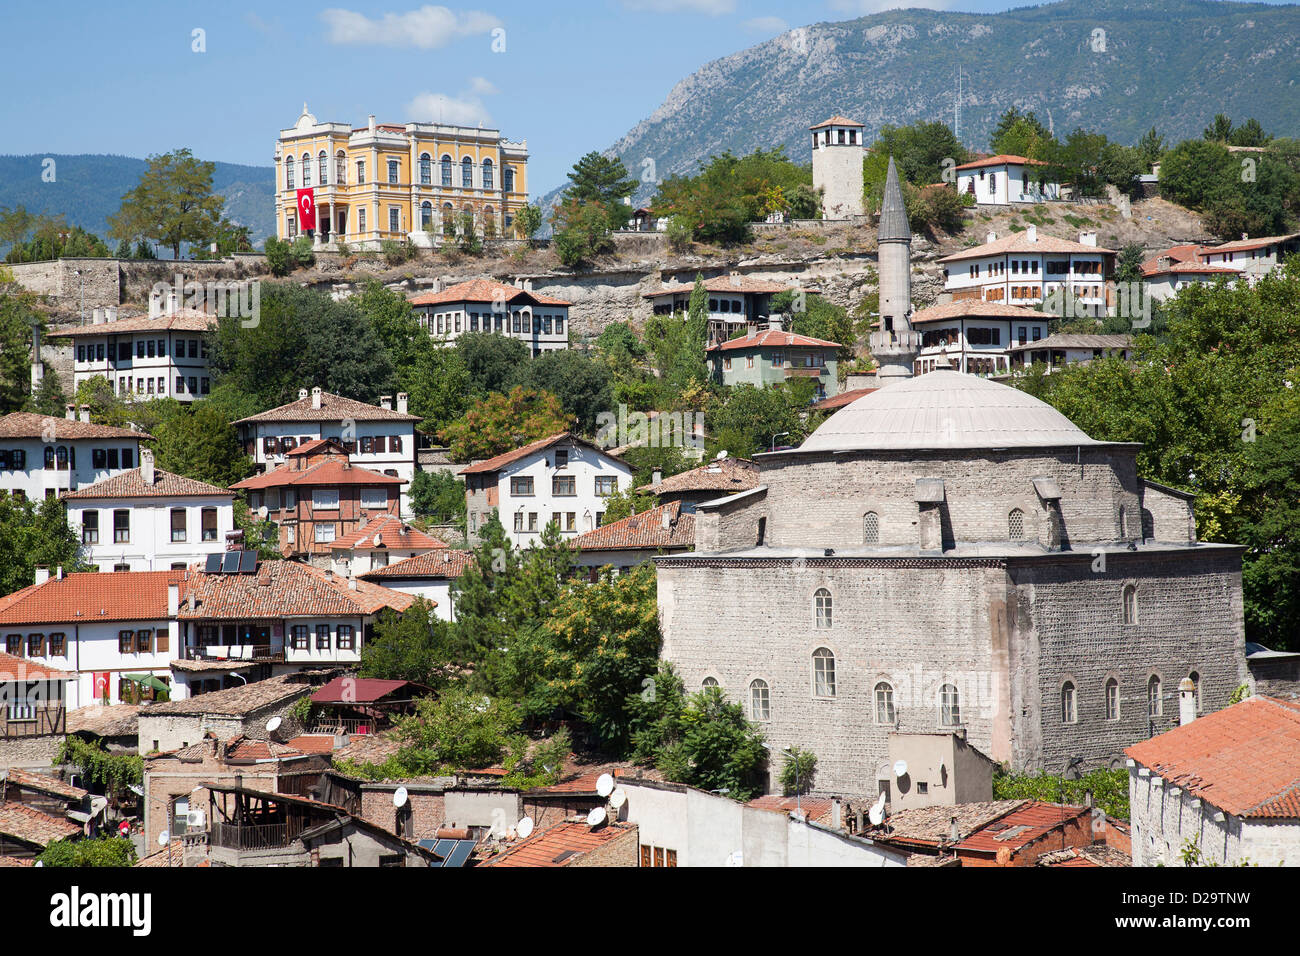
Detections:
2,768,89,802
707,328,841,352
910,300,1045,325
233,390,420,424
638,458,759,496
176,560,414,620
643,274,794,299
939,231,1115,263
747,794,837,825
811,387,878,412
955,154,1050,171
0,412,151,441
1198,232,1300,255
458,432,622,476
360,548,474,581
0,571,181,627
570,500,694,552
810,115,864,129
49,311,217,338
0,803,80,847
483,820,636,867
310,677,426,704
955,801,1090,856
285,734,337,754
230,454,403,490
142,674,311,717
1142,261,1242,277
0,650,71,683
408,278,571,308
1125,696,1300,819
134,840,185,867
329,513,445,552
62,467,232,500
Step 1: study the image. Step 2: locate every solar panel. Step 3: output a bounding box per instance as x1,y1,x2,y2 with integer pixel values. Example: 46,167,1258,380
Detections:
204,553,223,573
239,550,258,573
442,840,475,868
221,551,241,573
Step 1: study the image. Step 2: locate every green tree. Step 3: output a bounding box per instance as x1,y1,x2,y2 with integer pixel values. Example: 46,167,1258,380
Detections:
0,281,38,413
552,197,617,267
707,383,816,459
30,368,67,417
0,496,90,594
515,203,543,239
1203,114,1235,143
780,746,818,797
409,470,467,526
564,152,638,231
990,108,1056,159
1137,126,1165,166
599,485,659,524
151,400,252,487
994,768,1130,821
360,598,457,689
517,349,612,432
108,148,226,259
439,386,569,461
653,148,812,244
232,498,279,558
38,837,136,867
456,331,530,396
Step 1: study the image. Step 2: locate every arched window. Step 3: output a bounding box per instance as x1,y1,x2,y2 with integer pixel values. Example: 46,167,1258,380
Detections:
749,679,770,721
1061,681,1077,723
1189,671,1201,712
419,152,432,186
1008,507,1025,540
702,677,719,689
1105,678,1119,720
284,155,295,189
482,157,493,190
335,151,346,185
874,682,895,724
503,165,514,193
1141,508,1155,541
462,156,474,188
420,201,433,230
301,153,311,187
1122,584,1137,625
940,683,961,726
442,202,455,237
812,648,836,697
814,588,832,629
1148,675,1162,717
318,150,328,186
863,511,879,544
441,155,452,187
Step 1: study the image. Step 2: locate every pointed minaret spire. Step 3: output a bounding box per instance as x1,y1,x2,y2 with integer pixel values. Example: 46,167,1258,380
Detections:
869,156,920,385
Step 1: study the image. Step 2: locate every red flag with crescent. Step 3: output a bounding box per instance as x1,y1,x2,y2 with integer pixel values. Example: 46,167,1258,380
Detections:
297,188,316,232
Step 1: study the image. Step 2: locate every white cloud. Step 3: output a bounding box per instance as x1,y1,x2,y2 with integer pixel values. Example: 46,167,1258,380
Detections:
744,16,789,32
321,5,502,49
621,0,736,15
406,78,497,126
828,0,950,14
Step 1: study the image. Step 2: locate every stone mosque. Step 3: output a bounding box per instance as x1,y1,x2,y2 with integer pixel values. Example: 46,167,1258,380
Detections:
655,158,1247,794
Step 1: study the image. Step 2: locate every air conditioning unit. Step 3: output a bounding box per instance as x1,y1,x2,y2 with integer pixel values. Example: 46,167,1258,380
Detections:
186,809,206,829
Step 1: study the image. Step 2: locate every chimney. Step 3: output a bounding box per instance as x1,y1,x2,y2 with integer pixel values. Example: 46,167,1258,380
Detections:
92,308,105,325
78,405,91,423
167,584,179,616
298,388,308,401
767,314,784,331
55,566,63,581
1178,677,1197,726
1158,255,1172,272
1079,231,1098,247
65,404,76,421
106,306,118,323
986,231,997,244
311,386,322,410
368,114,376,132
347,577,358,591
661,509,671,531
379,395,392,411
141,448,155,485
166,290,179,315
34,567,50,586
396,393,409,414
831,797,842,831
651,469,662,486
948,816,960,844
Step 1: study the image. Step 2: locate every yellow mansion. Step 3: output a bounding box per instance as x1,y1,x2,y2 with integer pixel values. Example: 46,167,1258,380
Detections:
274,104,529,247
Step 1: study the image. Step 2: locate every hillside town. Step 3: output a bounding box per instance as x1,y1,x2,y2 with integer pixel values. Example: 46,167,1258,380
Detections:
0,8,1298,916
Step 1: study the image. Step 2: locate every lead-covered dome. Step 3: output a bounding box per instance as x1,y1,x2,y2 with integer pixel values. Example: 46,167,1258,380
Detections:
801,368,1100,452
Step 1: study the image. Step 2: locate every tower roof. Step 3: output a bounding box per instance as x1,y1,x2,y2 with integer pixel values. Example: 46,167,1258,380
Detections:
798,368,1103,452
878,156,910,243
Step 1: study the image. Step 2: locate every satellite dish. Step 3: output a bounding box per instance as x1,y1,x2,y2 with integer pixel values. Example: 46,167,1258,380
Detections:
893,759,909,778
158,830,170,847
609,787,627,810
715,450,728,461
869,803,885,826
516,816,535,840
266,716,282,734
393,786,409,808
596,773,614,798
586,807,607,828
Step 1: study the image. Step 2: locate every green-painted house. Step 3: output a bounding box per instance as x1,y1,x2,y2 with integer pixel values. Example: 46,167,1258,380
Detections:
707,327,842,400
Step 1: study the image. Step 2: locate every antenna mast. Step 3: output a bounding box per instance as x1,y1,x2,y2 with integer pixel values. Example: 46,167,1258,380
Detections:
954,65,963,144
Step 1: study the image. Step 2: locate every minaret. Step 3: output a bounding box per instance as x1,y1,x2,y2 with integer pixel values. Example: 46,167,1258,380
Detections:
869,156,921,384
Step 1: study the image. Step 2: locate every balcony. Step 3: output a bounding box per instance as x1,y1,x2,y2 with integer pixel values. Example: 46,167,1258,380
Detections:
210,821,298,851
182,644,284,664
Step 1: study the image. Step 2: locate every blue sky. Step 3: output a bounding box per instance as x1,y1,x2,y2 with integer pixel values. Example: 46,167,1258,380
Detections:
0,0,1292,195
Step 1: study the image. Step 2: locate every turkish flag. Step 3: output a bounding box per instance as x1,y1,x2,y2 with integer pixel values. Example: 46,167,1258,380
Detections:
93,671,111,701
297,188,316,233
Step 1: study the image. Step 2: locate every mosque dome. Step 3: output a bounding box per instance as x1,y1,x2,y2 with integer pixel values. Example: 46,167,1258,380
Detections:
800,368,1101,452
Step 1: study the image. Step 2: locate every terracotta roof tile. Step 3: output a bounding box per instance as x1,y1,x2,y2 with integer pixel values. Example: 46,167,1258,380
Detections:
2,769,89,802
408,278,571,307
177,560,414,619
231,453,404,491
483,820,636,867
1197,232,1300,255
707,328,842,352
747,794,837,825
638,458,758,496
329,513,445,552
954,154,1050,170
458,432,623,476
570,500,693,552
810,115,864,129
811,387,878,412
360,548,473,581
0,572,181,627
0,650,71,683
311,677,425,704
63,467,232,500
939,231,1115,263
134,840,185,867
1125,696,1300,819
0,803,80,847
50,311,217,338
0,412,151,441
285,734,337,754
956,801,1090,855
644,274,794,299
142,674,310,717
910,301,1045,324
233,391,420,425
866,799,1028,847
66,704,140,737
